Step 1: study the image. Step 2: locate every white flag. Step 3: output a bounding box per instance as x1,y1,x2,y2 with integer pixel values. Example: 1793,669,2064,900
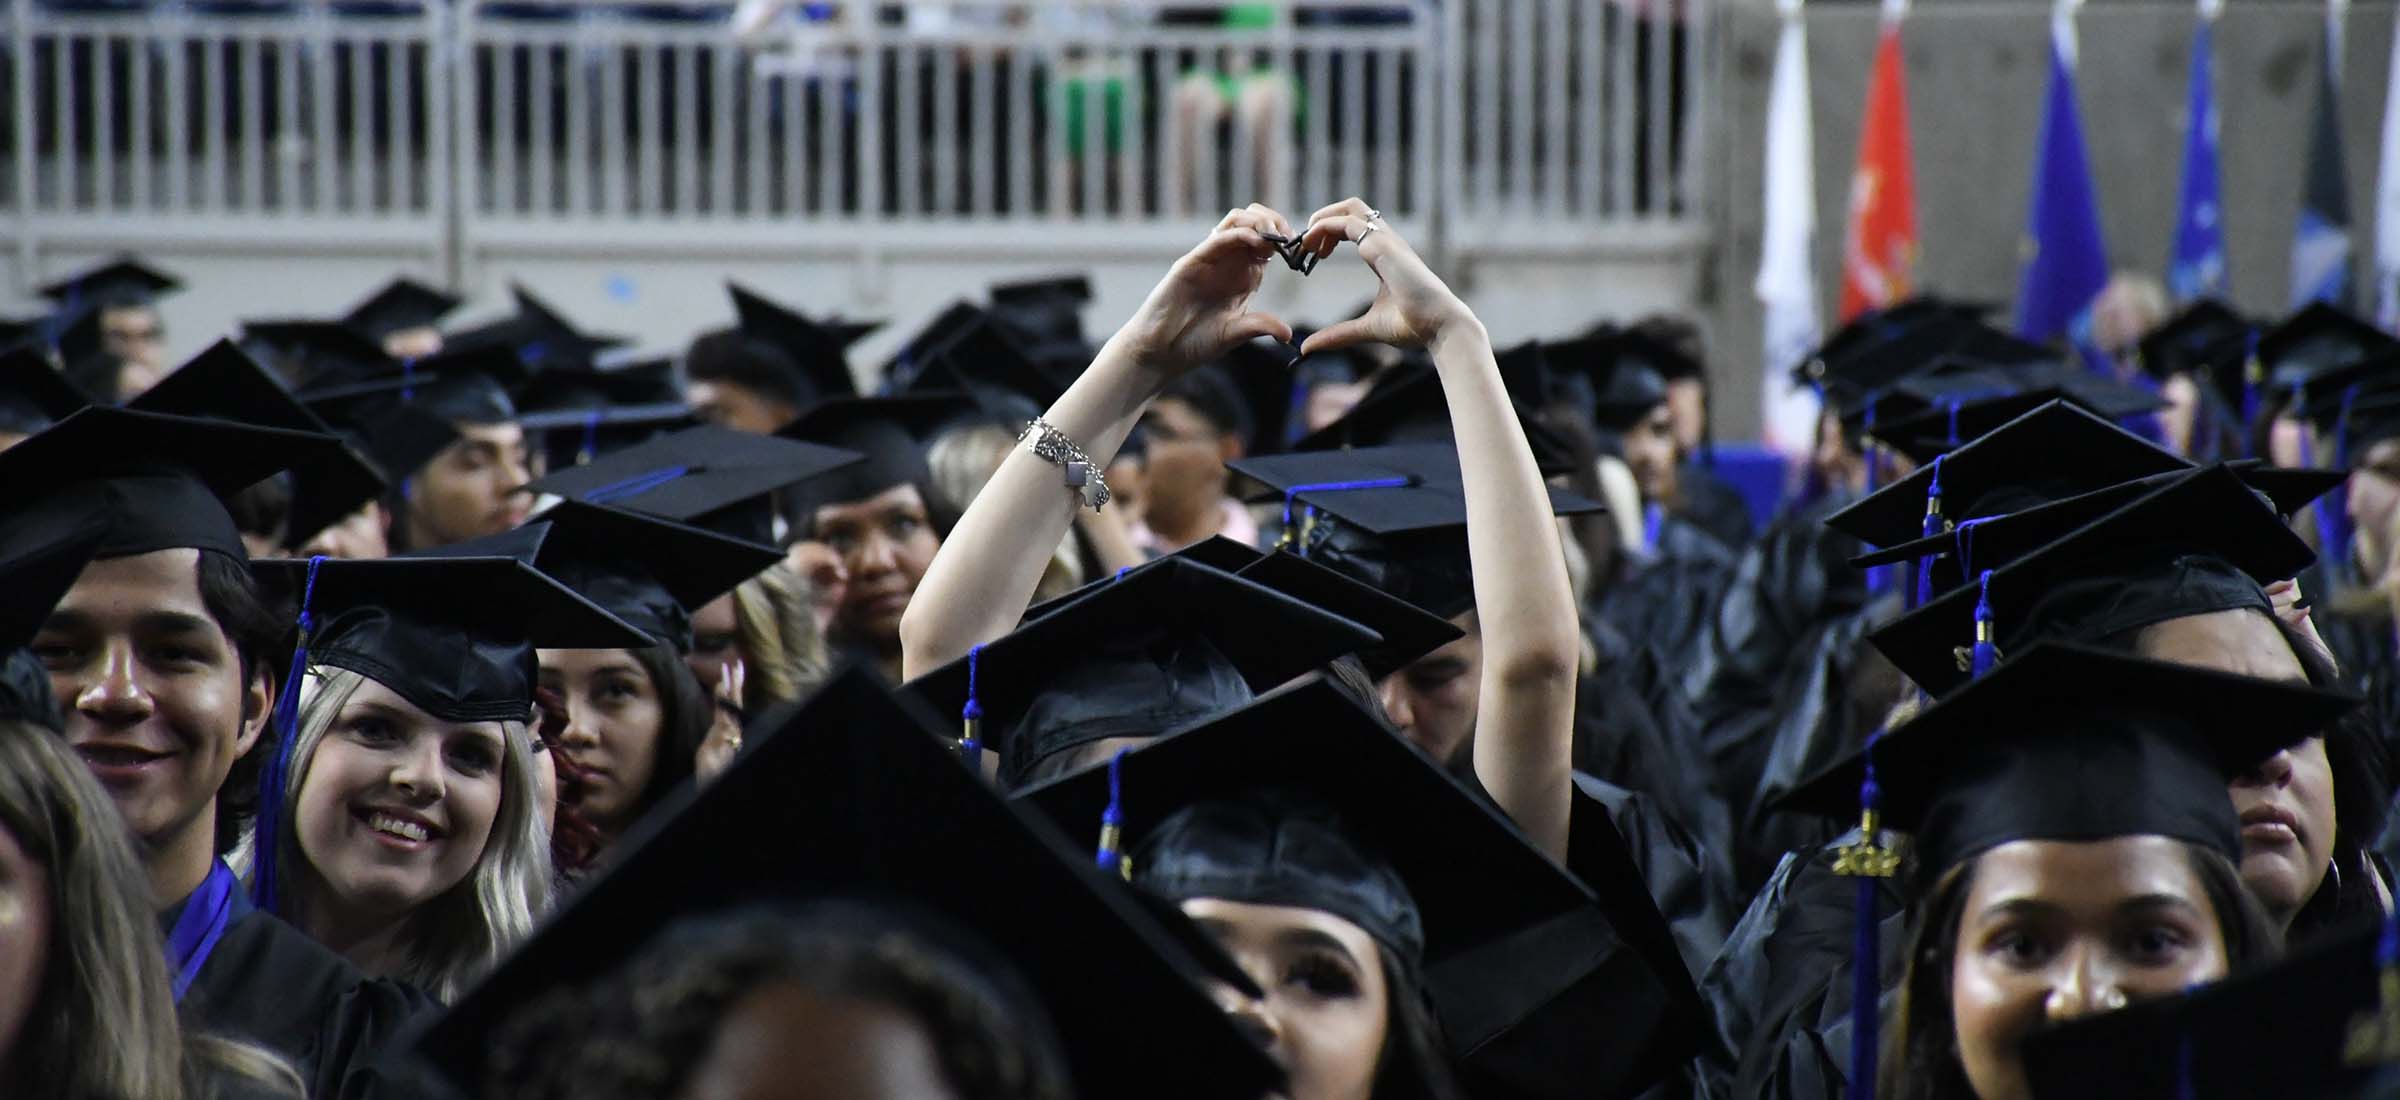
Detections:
2375,6,2400,329
1756,0,1822,456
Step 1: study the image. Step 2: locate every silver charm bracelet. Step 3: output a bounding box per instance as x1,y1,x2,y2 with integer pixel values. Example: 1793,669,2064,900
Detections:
1019,416,1112,512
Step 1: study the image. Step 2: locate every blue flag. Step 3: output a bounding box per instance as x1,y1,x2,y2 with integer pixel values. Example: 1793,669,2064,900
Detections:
2014,26,2111,361
2292,16,2356,310
2169,18,2228,302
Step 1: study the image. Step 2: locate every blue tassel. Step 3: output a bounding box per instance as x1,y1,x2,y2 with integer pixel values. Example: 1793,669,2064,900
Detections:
958,644,984,766
250,555,327,912
1971,569,1999,678
1914,456,1946,610
578,409,603,466
1095,748,1130,879
399,357,416,403
1831,730,1896,1100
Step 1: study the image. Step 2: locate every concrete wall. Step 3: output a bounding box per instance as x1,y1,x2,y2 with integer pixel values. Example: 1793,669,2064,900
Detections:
1708,0,2396,443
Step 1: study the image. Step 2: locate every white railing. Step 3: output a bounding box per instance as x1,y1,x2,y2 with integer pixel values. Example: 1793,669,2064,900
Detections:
4,0,1709,273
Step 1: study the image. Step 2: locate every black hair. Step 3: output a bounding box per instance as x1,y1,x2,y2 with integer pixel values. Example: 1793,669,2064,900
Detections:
196,548,285,858
1881,842,2280,1100
2276,616,2394,939
1373,947,1472,1100
685,328,809,411
486,901,1074,1100
225,475,293,548
1160,365,1254,451
623,641,712,827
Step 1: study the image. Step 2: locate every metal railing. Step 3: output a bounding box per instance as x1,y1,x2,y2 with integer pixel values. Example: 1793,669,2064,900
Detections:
5,0,1710,275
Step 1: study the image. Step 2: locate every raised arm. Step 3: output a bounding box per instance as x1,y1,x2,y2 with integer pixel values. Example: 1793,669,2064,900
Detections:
900,206,1296,680
1298,198,1580,860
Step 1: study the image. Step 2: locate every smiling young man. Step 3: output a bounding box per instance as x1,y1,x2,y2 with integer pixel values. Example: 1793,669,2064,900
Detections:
13,407,438,1100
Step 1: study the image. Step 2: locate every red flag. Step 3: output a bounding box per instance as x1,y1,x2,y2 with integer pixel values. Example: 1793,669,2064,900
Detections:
1840,22,1919,320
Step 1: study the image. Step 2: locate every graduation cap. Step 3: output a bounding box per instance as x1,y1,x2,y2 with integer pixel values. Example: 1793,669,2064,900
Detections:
525,423,865,546
526,498,784,651
1544,327,1685,433
2020,911,2393,1100
37,256,181,309
904,555,1383,790
881,300,991,385
895,315,1073,426
1873,362,2171,464
242,319,400,385
723,281,864,407
984,273,1096,372
1778,642,2355,884
513,357,694,470
2131,299,2254,383
1813,318,2052,418
0,406,340,561
341,277,462,342
1823,399,2191,550
339,343,530,426
443,284,629,373
415,663,1283,1100
1288,359,1582,477
298,376,465,485
0,347,94,437
1798,296,1997,387
776,393,974,520
128,340,390,548
1866,464,2317,697
1228,442,1608,618
0,495,112,727
2257,303,2400,394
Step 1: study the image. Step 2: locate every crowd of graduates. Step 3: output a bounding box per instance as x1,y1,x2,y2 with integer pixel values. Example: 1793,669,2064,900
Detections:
7,199,2400,1100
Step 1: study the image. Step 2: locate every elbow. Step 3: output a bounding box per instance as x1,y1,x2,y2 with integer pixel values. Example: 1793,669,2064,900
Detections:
1491,642,1580,693
896,600,941,669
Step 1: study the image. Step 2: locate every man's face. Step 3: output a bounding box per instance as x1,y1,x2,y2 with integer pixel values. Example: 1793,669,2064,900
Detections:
1376,615,1482,766
1621,403,1679,505
101,305,166,371
406,423,533,549
1138,398,1236,530
1664,378,1707,454
33,549,268,852
690,380,798,436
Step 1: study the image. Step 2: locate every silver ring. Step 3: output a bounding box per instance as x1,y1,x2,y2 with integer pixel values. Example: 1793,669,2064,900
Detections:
1356,223,1380,244
1365,207,1384,222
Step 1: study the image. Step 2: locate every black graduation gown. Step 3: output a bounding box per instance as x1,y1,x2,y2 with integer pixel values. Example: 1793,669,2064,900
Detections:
1436,769,1714,1100
167,888,441,1100
1592,513,1738,680
1698,835,1906,1100
1677,460,1759,553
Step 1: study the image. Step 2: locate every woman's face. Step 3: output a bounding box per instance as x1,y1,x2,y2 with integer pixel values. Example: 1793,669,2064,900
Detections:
293,678,507,920
1949,836,2231,1100
2137,609,2336,928
539,648,664,833
0,822,49,1071
1181,897,1390,1100
297,501,391,561
405,423,532,549
813,485,939,652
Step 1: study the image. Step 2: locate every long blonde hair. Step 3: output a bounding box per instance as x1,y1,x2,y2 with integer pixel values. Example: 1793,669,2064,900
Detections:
0,724,302,1100
732,561,831,708
237,667,552,1003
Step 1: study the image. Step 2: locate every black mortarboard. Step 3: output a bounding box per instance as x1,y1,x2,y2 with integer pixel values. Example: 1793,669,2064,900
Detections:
897,315,1073,426
0,348,93,437
1812,318,2052,418
1545,327,1687,433
1851,460,2345,577
513,357,694,470
0,406,338,561
417,664,1282,1100
725,281,863,406
298,377,464,484
37,256,181,308
881,300,990,384
1288,358,1580,476
2132,299,2253,383
1015,676,1605,997
128,341,390,548
2021,913,2391,1100
525,423,865,546
341,277,463,341
2258,303,2400,388
1824,399,2190,550
1797,296,1991,387
526,498,783,652
1227,443,1607,618
1866,464,2316,696
1874,362,2170,464
1780,642,2355,882
259,522,650,723
0,495,113,729
1023,536,1466,679
985,273,1096,372
242,319,399,384
905,556,1382,789
442,284,628,373
776,393,973,517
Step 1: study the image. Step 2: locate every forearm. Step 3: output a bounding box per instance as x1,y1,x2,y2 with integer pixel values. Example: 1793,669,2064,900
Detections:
1432,319,1580,858
899,334,1162,680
